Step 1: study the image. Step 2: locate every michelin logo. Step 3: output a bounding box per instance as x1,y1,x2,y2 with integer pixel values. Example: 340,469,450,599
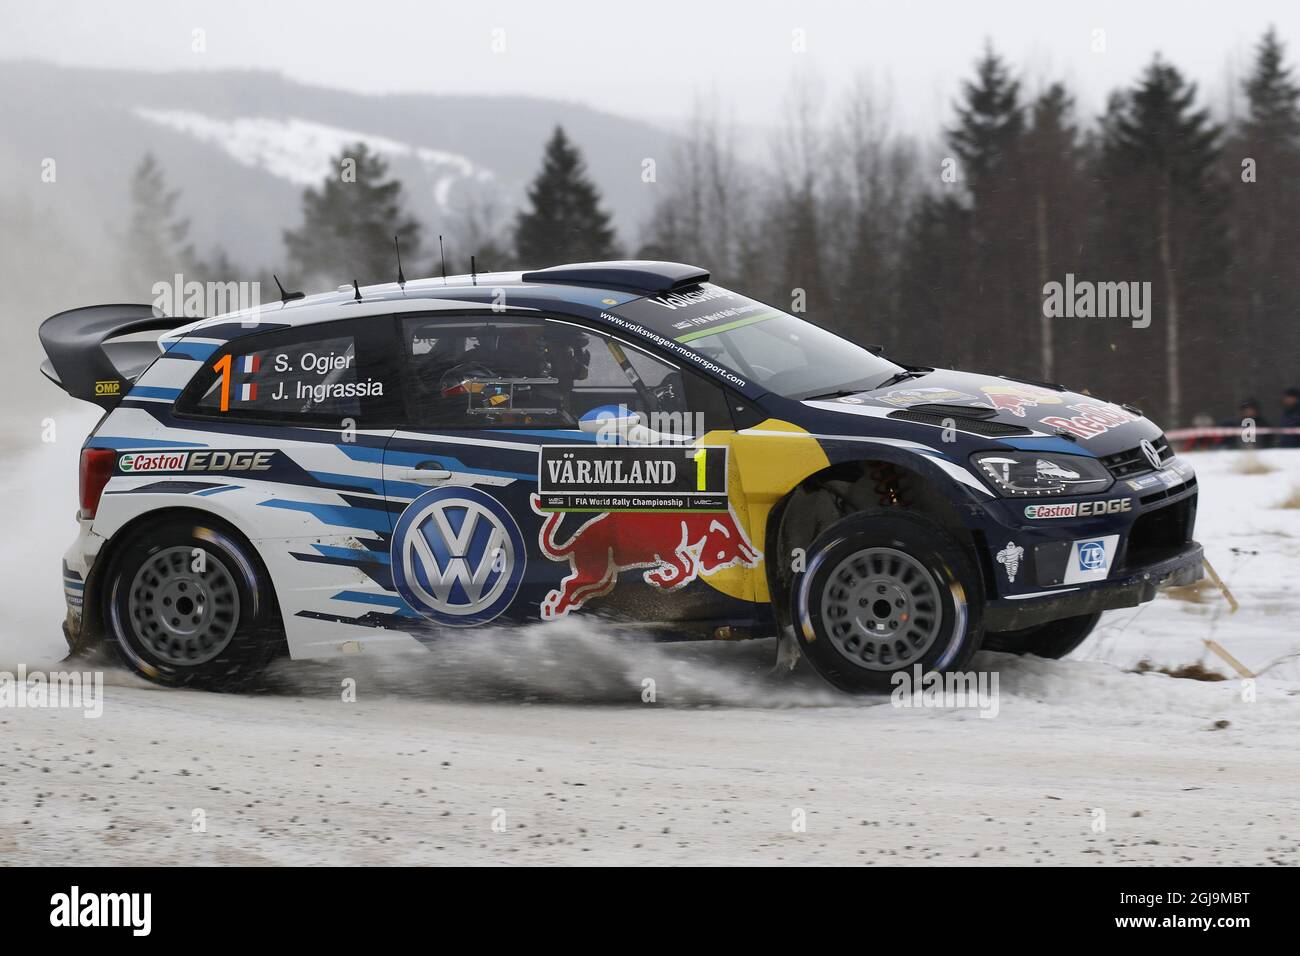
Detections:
995,541,1024,583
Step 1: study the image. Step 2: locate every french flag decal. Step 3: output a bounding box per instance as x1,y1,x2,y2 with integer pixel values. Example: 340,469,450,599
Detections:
238,355,260,374
239,382,257,402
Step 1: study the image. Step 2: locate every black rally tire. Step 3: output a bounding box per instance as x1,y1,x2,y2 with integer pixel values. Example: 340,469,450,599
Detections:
103,517,285,690
982,612,1101,660
791,512,985,693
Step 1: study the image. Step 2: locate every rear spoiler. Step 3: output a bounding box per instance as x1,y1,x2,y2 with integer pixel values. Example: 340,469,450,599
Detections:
39,304,188,409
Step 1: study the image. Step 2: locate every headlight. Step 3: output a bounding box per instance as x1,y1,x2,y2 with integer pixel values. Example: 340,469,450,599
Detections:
971,451,1113,497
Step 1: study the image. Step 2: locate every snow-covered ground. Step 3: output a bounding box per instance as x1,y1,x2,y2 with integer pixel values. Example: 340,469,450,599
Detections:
2,421,1298,865
133,109,494,204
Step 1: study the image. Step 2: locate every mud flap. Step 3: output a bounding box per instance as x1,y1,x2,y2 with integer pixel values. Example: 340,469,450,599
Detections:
774,624,801,672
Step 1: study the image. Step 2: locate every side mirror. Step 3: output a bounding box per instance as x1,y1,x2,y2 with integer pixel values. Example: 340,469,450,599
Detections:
866,344,885,356
578,404,642,435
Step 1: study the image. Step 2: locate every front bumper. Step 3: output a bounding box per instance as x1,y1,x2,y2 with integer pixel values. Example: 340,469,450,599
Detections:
983,539,1203,631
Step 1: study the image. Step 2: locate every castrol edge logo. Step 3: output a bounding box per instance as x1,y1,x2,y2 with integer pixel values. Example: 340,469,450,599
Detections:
118,450,274,473
119,451,188,473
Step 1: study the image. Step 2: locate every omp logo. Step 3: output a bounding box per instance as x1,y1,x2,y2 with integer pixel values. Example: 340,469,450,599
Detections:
93,380,121,396
118,452,188,472
50,886,151,936
391,487,526,626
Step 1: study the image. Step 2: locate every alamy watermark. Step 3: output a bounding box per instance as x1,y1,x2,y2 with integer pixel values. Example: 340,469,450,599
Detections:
1042,273,1151,329
890,664,1000,718
0,665,103,718
588,403,705,444
50,886,150,936
152,274,262,322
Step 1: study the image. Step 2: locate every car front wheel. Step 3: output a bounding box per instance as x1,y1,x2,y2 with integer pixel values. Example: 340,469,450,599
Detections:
791,512,985,693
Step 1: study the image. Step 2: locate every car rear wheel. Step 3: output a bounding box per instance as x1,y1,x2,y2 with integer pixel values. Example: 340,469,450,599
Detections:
104,517,284,690
982,612,1101,660
791,512,985,693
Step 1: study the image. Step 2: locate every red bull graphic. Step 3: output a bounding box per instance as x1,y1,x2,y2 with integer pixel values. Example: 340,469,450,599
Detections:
1041,401,1139,439
530,494,761,619
980,383,1063,418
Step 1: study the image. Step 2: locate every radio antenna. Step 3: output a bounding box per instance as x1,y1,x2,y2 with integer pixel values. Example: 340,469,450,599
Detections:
394,235,406,289
272,274,304,303
471,255,477,286
352,279,363,302
439,235,447,286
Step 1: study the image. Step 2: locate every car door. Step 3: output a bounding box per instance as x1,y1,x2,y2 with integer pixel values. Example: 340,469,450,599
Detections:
172,314,406,656
382,311,764,631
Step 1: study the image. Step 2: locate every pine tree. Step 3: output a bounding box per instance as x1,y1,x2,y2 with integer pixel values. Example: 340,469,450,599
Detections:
1022,83,1093,383
1229,27,1300,419
515,127,619,266
1242,27,1300,145
1099,57,1224,425
896,193,973,368
944,45,1032,374
948,45,1025,207
125,153,197,290
283,142,422,286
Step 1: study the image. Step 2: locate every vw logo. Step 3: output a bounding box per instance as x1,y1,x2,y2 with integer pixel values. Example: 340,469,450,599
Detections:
1078,540,1107,572
1139,438,1162,471
391,486,525,626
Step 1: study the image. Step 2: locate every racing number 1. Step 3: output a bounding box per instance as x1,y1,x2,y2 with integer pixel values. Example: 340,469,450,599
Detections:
212,353,232,412
693,448,707,491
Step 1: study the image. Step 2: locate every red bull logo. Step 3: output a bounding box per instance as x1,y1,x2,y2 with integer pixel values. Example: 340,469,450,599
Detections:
980,383,1063,418
530,495,761,619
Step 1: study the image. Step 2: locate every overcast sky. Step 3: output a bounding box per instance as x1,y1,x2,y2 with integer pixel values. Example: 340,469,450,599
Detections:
4,0,1298,134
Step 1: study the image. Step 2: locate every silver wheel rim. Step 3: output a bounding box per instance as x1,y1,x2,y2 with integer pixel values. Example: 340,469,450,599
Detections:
819,547,943,671
126,546,241,665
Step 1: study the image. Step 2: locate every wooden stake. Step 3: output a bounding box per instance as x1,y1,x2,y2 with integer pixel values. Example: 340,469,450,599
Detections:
1202,558,1238,613
1204,639,1254,679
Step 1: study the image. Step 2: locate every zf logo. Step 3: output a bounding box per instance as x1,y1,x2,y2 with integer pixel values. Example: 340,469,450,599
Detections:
391,487,526,626
1078,540,1107,571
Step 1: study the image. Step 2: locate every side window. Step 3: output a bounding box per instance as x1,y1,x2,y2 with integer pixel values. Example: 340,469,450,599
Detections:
398,314,733,434
176,317,401,426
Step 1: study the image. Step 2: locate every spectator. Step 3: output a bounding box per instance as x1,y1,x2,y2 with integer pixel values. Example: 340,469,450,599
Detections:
1281,388,1300,449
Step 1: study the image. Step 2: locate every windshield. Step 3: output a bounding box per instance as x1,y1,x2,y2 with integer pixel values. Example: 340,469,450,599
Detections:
607,285,904,399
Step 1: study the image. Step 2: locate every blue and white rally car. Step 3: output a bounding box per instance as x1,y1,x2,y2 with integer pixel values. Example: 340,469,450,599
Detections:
41,261,1202,692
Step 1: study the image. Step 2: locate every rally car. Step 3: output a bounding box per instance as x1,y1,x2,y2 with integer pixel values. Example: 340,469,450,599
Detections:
40,260,1203,692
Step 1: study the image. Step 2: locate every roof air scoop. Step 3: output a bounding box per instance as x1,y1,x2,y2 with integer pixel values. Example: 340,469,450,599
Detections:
521,260,709,295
